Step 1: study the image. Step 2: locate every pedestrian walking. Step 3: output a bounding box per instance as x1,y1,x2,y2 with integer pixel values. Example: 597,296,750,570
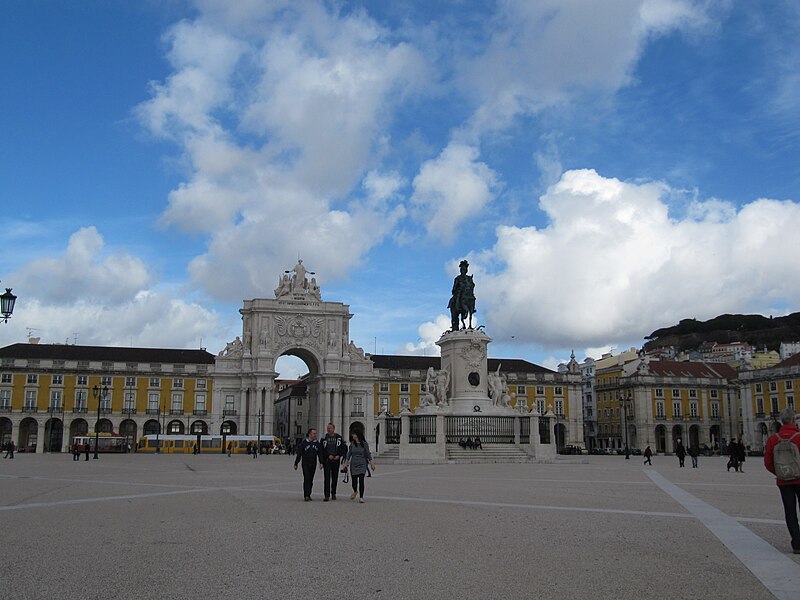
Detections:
736,438,746,473
4,440,14,459
764,408,800,554
320,423,346,501
84,441,90,461
727,439,739,472
688,445,699,468
72,442,81,461
344,430,376,503
675,439,686,468
643,445,653,466
227,441,232,457
252,442,258,459
293,428,322,501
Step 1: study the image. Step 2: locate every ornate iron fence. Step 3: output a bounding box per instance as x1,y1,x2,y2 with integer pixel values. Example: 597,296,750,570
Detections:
409,415,436,444
445,416,515,444
385,417,401,444
520,417,530,444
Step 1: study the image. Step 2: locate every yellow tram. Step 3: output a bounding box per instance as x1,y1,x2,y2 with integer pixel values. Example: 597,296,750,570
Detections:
137,434,281,454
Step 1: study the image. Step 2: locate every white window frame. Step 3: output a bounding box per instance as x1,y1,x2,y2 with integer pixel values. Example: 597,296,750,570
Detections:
194,393,206,412
77,375,87,386
25,389,37,409
27,374,38,385
125,376,136,387
52,375,63,385
75,389,87,410
173,378,184,389
0,373,11,384
50,390,62,409
0,389,11,408
656,401,665,417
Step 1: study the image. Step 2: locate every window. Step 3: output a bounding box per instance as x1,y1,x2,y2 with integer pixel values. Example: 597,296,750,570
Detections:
400,383,409,393
50,390,62,409
25,390,37,409
150,377,160,388
690,402,698,417
536,386,544,395
788,396,795,409
536,399,545,414
518,386,526,395
100,390,111,411
555,386,563,396
672,401,681,417
770,382,777,392
171,393,183,413
555,399,564,416
771,397,779,414
173,378,184,389
656,401,665,417
148,393,160,413
125,377,136,387
757,397,764,414
224,395,235,412
755,383,762,393
297,411,303,422
77,375,87,386
1,373,11,383
352,396,363,414
27,374,38,384
379,382,389,392
124,391,136,411
196,379,207,390
195,394,206,412
711,402,720,418
380,397,389,413
710,390,718,399
297,397,302,406
101,376,112,386
0,389,10,408
787,381,794,391
689,389,697,398
75,390,87,410
655,388,663,397
672,389,680,397
52,375,63,385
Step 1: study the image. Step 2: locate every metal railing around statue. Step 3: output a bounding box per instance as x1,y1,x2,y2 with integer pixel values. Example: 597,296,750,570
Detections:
520,417,530,444
445,416,515,444
385,417,401,444
409,415,436,444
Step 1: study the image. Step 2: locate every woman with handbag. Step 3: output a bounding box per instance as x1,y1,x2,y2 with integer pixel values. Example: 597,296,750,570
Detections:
343,430,376,503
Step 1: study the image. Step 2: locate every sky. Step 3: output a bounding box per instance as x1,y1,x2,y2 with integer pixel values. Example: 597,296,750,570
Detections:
2,0,800,377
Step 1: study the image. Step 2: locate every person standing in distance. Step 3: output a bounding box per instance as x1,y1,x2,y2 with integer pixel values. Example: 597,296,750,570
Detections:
320,423,346,501
294,428,323,501
344,430,376,503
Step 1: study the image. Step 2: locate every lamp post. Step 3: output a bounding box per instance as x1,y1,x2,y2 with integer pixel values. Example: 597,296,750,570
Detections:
156,399,163,454
257,409,263,453
618,390,632,460
0,285,17,323
91,384,108,459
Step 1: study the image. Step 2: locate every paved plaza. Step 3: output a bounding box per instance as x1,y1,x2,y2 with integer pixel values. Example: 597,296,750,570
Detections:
2,454,800,600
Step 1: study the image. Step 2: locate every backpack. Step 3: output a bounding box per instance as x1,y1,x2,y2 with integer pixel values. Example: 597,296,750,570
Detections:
773,432,800,480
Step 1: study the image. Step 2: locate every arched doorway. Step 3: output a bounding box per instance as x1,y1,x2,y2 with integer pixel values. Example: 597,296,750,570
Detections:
167,420,184,435
45,418,64,452
120,419,137,448
0,417,11,446
18,417,38,452
689,424,700,449
96,418,113,434
70,419,88,446
143,419,160,436
709,424,721,449
655,425,666,454
190,420,208,435
671,424,683,452
221,420,237,435
554,423,566,450
539,417,551,444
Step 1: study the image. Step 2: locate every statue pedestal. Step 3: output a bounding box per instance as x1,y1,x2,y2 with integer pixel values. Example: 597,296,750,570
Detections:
436,329,514,415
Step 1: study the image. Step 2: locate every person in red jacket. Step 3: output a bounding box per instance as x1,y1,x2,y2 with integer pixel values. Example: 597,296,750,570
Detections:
764,407,800,554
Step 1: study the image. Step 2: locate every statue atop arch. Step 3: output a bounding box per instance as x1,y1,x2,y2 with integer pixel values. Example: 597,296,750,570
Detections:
275,259,321,300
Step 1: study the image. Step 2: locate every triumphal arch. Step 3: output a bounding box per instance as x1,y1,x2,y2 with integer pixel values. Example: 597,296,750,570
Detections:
212,260,375,440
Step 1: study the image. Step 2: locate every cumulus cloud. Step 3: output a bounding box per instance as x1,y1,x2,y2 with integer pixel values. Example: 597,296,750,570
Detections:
136,2,429,300
11,227,150,305
410,143,499,242
478,169,800,347
404,314,452,354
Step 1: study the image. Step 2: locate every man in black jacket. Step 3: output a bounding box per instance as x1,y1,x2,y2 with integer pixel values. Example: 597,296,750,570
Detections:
294,428,322,501
320,423,346,501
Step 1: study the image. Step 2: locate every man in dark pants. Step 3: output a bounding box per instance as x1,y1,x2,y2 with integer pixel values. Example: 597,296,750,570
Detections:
764,408,800,554
320,423,346,501
293,428,322,501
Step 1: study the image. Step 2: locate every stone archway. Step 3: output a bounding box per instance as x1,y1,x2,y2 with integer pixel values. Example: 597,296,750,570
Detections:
167,420,184,435
655,425,666,454
0,417,12,446
45,418,64,452
18,417,38,452
213,261,376,444
120,419,137,448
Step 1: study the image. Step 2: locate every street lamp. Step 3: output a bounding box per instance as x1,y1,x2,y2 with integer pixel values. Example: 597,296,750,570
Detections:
0,285,17,323
91,384,109,459
618,390,632,460
156,398,164,454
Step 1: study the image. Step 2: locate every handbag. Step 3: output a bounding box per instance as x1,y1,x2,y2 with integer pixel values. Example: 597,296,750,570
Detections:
341,464,349,484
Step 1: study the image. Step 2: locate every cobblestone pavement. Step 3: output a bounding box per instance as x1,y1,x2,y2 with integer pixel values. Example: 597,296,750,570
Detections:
1,454,798,600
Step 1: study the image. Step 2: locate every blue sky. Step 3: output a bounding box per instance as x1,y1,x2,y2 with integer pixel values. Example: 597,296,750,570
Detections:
2,1,799,376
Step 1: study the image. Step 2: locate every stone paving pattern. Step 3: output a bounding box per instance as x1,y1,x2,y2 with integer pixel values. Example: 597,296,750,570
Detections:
1,454,798,599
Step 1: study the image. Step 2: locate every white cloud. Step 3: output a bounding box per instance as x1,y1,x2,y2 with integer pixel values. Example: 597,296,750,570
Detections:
478,169,800,347
11,227,150,306
404,314,451,354
410,143,499,242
